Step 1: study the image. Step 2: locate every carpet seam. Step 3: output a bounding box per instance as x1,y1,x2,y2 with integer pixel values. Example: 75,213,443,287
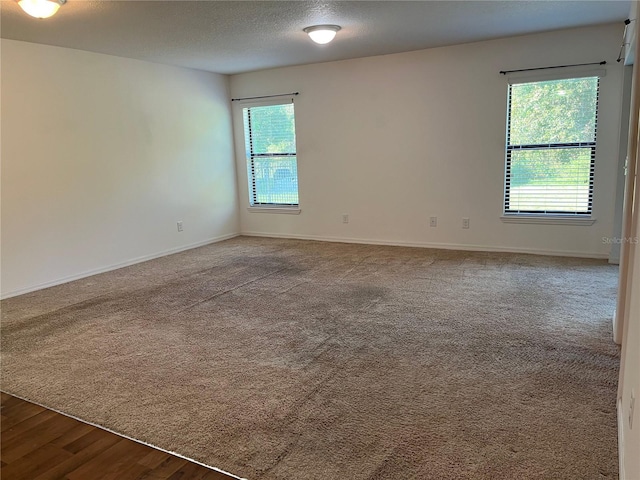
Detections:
175,267,289,314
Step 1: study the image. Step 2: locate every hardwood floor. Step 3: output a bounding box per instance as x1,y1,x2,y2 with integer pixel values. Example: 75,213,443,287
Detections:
0,393,236,480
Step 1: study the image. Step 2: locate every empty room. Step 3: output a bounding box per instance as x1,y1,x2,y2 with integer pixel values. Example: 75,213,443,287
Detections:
1,1,640,479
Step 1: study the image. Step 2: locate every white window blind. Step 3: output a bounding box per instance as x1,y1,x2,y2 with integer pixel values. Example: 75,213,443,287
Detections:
504,76,600,215
243,102,299,207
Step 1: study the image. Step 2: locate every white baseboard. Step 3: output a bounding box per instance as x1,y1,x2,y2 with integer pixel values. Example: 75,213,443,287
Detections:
240,231,610,259
613,309,623,345
618,397,626,480
3,231,608,300
0,233,240,300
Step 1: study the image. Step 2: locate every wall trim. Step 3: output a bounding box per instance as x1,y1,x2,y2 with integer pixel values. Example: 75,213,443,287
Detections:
247,207,301,215
618,397,626,480
3,230,609,299
240,231,610,259
0,233,240,300
613,309,623,345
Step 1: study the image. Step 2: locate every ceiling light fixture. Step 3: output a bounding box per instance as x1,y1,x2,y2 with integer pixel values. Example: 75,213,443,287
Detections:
303,25,341,45
17,0,65,19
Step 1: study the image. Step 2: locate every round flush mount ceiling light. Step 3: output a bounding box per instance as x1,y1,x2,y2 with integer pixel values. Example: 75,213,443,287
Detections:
17,0,66,18
303,25,341,45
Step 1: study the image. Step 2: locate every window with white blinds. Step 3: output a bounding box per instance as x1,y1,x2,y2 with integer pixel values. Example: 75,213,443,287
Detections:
504,76,600,215
243,102,299,207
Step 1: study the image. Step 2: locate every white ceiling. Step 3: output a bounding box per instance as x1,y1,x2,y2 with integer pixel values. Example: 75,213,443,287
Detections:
0,1,630,75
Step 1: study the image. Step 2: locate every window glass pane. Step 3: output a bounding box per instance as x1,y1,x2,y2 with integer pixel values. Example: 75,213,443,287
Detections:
504,75,598,216
243,104,296,155
243,102,299,207
509,77,598,145
252,157,299,205
507,148,592,213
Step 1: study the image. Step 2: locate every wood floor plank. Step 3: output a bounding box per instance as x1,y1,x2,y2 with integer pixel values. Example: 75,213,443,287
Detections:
1,394,24,410
99,461,151,480
0,411,72,463
1,406,56,437
200,471,235,480
1,405,54,438
0,395,237,480
0,444,73,480
62,427,119,454
137,449,173,469
65,438,150,480
50,422,96,448
135,456,190,480
165,462,232,480
2,413,78,463
32,432,123,480
166,461,213,480
1,401,47,432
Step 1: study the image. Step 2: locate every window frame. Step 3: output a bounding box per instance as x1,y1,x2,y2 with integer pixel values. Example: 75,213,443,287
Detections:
501,70,604,225
240,97,301,214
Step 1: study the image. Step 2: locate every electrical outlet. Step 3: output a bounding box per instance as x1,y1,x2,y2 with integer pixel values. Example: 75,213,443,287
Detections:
630,390,636,429
342,214,349,224
462,217,470,229
430,216,437,227
177,221,183,232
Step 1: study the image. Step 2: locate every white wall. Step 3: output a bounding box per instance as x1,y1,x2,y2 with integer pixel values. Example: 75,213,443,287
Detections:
0,40,239,298
619,3,640,476
620,203,640,478
230,24,624,258
619,108,640,478
610,65,634,264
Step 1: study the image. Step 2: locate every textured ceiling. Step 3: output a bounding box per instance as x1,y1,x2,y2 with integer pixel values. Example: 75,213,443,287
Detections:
0,1,631,75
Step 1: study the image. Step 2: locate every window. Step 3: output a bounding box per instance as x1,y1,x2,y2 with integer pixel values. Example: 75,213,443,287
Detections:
243,102,299,207
504,76,600,216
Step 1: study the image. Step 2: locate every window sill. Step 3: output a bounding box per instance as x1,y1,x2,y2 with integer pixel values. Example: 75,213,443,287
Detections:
247,206,301,215
500,215,595,226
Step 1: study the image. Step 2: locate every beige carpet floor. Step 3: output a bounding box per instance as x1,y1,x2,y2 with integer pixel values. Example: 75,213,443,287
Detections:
1,237,620,479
